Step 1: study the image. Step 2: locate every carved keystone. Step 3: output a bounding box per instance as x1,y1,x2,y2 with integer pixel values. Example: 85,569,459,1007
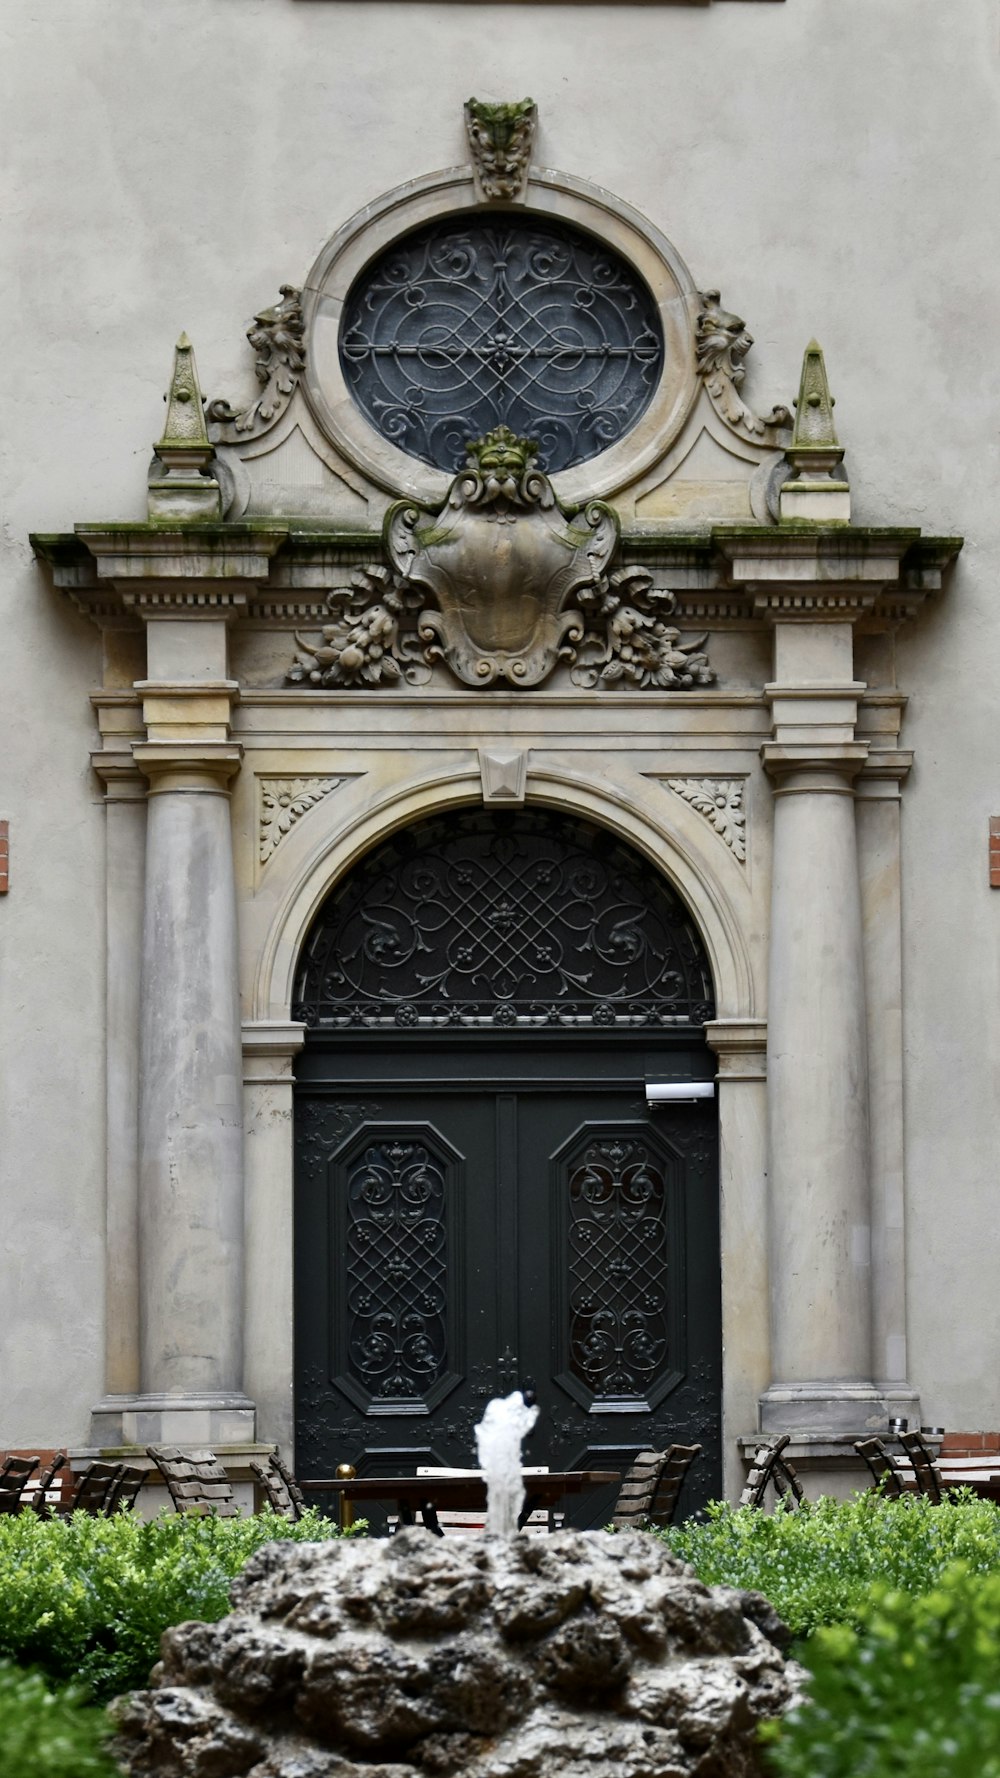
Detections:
479,749,527,804
465,98,536,201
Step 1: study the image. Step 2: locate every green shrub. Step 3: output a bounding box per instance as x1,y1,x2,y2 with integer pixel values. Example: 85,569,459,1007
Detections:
0,1507,350,1701
762,1562,1000,1777
660,1492,1000,1637
0,1661,118,1778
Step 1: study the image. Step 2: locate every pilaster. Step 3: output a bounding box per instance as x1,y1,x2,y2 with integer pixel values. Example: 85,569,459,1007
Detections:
242,1022,306,1459
855,746,920,1424
704,1020,768,1499
91,754,147,1398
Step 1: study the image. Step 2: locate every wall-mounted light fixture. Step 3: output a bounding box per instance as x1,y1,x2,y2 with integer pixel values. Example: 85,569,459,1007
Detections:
645,1081,715,1107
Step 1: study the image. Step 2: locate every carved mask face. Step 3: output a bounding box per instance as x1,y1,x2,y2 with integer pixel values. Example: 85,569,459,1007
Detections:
697,304,753,373
465,426,537,502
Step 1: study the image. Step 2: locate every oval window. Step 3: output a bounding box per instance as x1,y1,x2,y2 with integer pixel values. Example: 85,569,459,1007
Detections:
339,213,664,475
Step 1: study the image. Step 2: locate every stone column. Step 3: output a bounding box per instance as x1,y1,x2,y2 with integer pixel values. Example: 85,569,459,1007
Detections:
134,741,246,1399
856,749,920,1423
242,1021,305,1460
759,618,883,1432
705,1019,769,1499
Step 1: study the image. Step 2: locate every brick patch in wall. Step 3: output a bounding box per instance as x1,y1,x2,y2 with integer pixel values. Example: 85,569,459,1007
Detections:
942,1431,1000,1456
0,819,8,894
991,818,1000,888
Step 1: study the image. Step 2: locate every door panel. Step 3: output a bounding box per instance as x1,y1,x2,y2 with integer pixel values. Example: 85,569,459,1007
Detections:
295,1043,721,1524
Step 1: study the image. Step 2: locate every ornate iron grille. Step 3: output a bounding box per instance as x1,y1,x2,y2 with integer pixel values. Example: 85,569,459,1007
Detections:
339,214,664,474
567,1136,670,1400
295,810,715,1031
345,1137,449,1401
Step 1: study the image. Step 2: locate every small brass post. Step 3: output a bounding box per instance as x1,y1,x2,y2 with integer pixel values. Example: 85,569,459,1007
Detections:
335,1462,356,1531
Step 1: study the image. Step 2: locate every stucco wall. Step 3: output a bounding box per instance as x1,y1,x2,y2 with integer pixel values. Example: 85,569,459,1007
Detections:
2,0,999,1446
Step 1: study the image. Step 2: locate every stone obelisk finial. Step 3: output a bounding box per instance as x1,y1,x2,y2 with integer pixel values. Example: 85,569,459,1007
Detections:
148,334,222,520
779,340,850,523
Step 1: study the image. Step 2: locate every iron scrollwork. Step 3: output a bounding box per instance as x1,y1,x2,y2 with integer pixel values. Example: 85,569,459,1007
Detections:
346,1138,449,1402
294,808,716,1032
567,1137,670,1400
339,213,663,475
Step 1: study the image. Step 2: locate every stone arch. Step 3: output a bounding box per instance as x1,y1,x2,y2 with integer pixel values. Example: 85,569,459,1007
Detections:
253,764,757,1026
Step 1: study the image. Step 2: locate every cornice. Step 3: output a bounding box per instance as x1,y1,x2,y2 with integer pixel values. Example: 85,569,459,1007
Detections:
31,522,962,634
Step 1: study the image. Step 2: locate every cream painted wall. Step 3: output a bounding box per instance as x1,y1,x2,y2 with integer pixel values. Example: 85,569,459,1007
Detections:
2,0,999,1446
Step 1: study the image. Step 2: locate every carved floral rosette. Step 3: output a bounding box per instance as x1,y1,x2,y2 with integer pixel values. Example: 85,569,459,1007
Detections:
287,429,716,694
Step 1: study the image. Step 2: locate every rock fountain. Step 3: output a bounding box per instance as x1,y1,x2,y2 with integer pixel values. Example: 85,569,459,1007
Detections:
114,1398,804,1778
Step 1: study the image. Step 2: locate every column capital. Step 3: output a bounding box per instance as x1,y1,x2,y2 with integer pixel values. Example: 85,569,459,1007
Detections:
242,1019,307,1086
91,749,148,801
762,741,868,788
133,741,243,795
704,1019,767,1080
855,750,914,801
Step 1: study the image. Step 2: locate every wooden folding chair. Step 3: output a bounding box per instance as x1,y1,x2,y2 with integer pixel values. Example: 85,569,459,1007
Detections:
146,1446,240,1516
771,1451,805,1507
106,1463,146,1514
0,1456,40,1514
854,1436,906,1499
739,1435,805,1510
649,1444,702,1527
611,1450,669,1530
249,1452,307,1521
28,1450,68,1514
898,1430,945,1504
58,1461,124,1515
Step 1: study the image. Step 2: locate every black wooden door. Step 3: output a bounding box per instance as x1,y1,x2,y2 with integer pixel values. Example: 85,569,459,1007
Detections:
294,1039,720,1525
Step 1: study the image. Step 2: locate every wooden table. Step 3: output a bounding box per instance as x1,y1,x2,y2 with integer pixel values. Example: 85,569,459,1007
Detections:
301,1470,621,1535
898,1459,1000,1503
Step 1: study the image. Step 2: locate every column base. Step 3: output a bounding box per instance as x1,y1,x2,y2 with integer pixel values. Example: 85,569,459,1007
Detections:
759,1381,921,1436
91,1392,257,1449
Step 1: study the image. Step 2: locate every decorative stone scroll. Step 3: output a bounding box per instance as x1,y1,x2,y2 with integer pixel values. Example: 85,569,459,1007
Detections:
206,285,305,442
464,97,536,200
695,291,791,438
286,428,715,693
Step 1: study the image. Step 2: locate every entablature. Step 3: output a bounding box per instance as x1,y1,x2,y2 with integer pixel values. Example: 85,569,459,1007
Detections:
34,521,962,641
